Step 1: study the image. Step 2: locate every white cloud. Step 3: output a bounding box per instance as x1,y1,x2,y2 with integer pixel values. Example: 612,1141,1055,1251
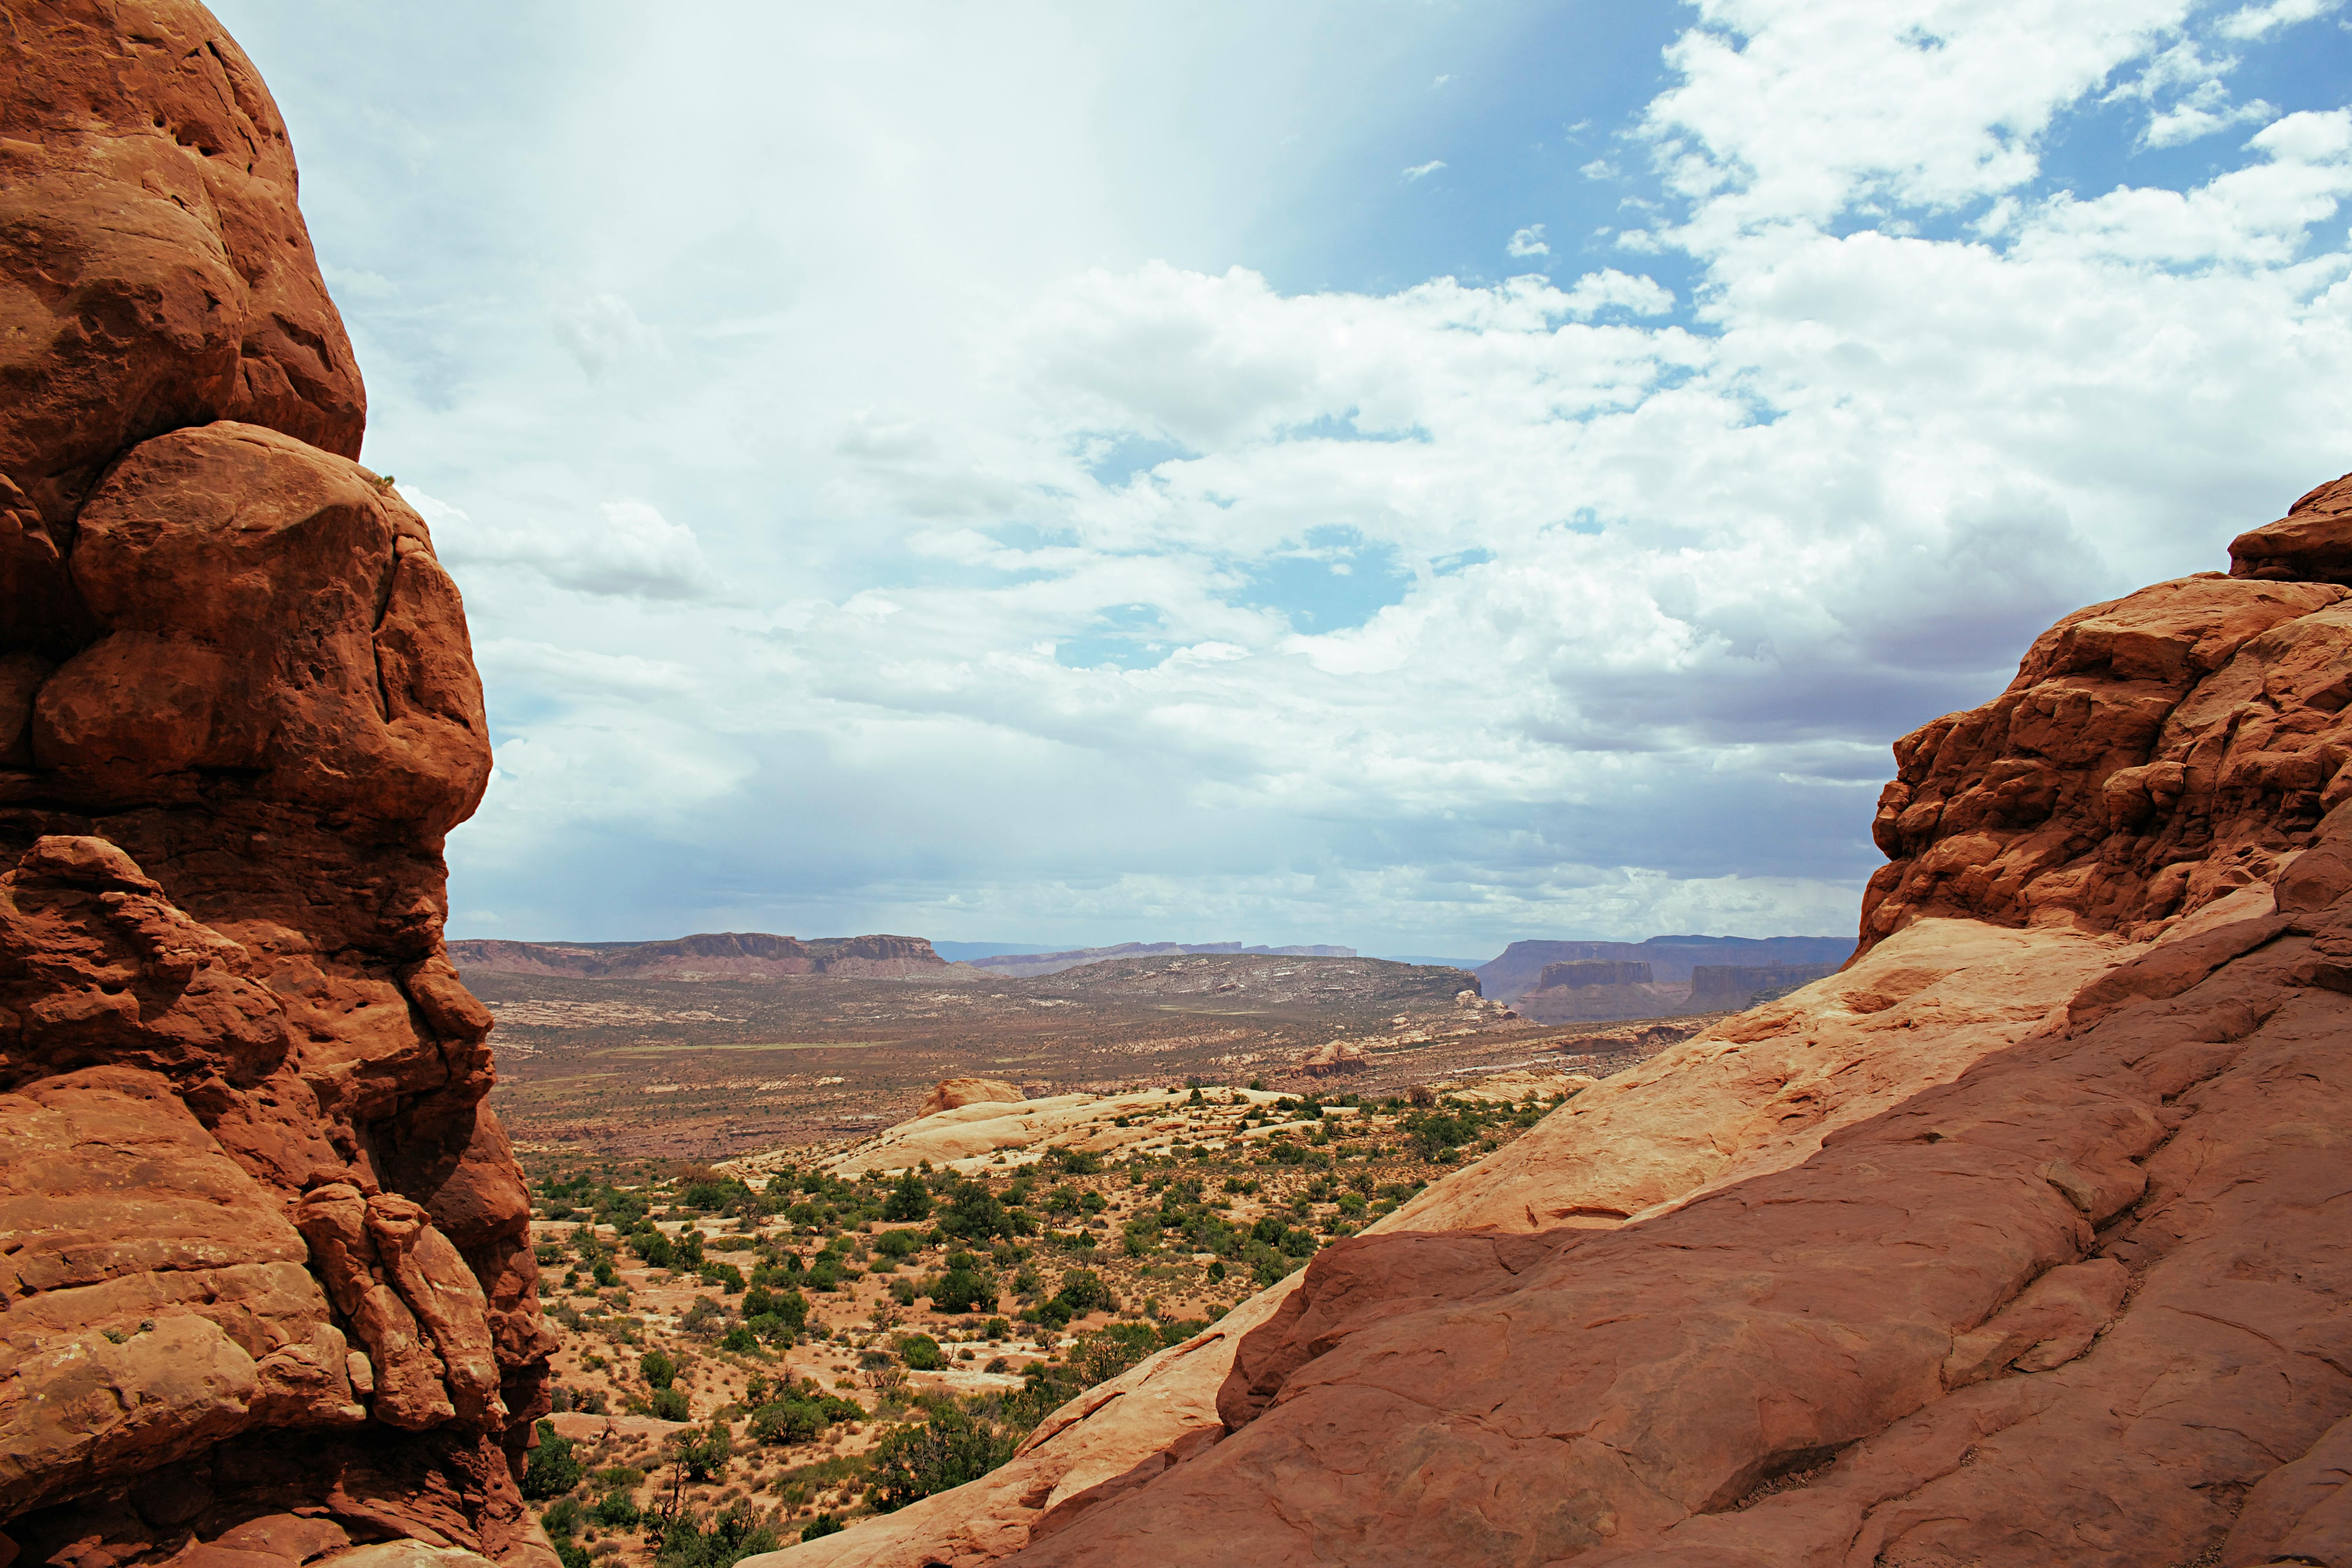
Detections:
2216,0,2344,37
1402,159,1446,181
408,489,725,601
232,0,2352,950
549,290,664,378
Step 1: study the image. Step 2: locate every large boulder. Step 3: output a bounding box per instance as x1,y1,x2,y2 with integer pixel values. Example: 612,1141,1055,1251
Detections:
0,7,550,1568
2229,470,2352,585
918,1076,1027,1118
0,0,365,543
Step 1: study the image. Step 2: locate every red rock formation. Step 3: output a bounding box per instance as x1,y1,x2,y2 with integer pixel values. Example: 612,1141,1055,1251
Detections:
0,9,550,1568
1864,569,2350,946
1294,1041,1365,1078
918,1077,1025,1117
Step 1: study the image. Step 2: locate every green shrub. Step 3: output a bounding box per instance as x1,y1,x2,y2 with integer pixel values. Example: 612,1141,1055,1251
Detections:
652,1502,778,1568
749,1399,826,1445
720,1325,757,1353
1056,1270,1115,1314
592,1490,641,1528
882,1172,932,1221
539,1497,582,1539
800,1515,844,1541
555,1543,591,1568
522,1421,583,1499
937,1181,1013,1241
897,1333,946,1371
864,1404,1019,1513
672,1417,732,1482
874,1227,922,1259
640,1349,678,1390
651,1387,691,1421
929,1267,994,1315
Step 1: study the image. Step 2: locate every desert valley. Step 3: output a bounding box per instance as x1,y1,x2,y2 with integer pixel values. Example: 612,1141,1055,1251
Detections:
3,8,2350,1568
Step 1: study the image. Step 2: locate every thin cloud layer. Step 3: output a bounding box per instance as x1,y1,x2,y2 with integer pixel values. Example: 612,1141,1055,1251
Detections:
216,0,2352,951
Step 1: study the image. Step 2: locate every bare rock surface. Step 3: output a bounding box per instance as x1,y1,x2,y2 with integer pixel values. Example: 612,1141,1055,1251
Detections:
2230,470,2352,586
0,8,547,1568
0,0,365,541
1864,568,2352,946
918,1077,1025,1117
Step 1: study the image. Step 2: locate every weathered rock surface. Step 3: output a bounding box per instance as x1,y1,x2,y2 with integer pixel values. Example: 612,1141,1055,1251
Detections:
754,481,2352,1568
1864,569,2352,945
777,1087,1290,1180
0,0,365,548
0,8,550,1568
918,1077,1025,1118
1293,1040,1366,1077
2230,470,2352,586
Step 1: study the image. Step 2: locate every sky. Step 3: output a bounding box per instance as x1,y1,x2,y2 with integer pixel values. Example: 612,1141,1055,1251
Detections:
212,0,2352,956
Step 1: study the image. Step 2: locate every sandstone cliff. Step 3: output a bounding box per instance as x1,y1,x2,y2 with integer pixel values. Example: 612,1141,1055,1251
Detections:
755,482,2352,1567
0,9,550,1568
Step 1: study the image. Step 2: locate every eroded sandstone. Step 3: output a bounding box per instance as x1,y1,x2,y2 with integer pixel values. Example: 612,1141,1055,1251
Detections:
0,7,550,1568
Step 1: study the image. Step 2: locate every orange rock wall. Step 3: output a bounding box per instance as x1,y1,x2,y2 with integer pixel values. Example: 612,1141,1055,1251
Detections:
0,7,549,1568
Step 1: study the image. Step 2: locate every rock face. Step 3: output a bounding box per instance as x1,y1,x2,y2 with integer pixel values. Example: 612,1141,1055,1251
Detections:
1475,936,1848,1002
1683,962,1836,1010
1537,960,1653,989
1294,1041,1366,1077
2229,470,2352,585
1864,570,2350,945
0,11,548,1568
752,480,2352,1568
918,1077,1025,1117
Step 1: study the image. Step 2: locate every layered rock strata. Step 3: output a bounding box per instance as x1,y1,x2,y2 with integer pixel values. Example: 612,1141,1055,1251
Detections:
762,479,2352,1568
0,8,550,1568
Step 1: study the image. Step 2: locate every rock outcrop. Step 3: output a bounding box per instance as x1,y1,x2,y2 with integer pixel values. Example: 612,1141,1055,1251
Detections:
1683,962,1836,1010
917,1077,1025,1118
754,478,2352,1568
0,9,548,1568
1293,1041,1366,1077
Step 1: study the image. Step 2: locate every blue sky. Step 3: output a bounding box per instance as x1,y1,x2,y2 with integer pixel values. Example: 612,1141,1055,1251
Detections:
212,0,2352,953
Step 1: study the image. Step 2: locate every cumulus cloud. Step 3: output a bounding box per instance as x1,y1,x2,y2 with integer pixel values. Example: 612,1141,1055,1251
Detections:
408,489,725,601
232,0,2352,950
2215,0,2344,37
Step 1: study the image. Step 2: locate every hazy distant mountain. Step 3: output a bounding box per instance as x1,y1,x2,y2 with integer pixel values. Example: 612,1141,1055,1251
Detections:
449,931,947,981
931,940,1056,962
1477,935,1850,1002
962,940,1357,979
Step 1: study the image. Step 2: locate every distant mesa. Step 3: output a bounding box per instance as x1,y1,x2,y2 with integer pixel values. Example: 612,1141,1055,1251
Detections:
1479,934,1849,1023
1536,959,1652,988
1686,962,1839,1011
447,929,946,980
962,940,1357,979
